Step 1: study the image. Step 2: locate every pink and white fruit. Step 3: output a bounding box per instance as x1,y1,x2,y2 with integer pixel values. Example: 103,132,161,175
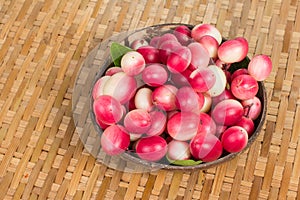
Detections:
158,40,181,64
146,110,167,136
134,87,153,112
211,99,244,126
137,45,160,64
189,67,216,93
93,95,123,125
167,112,200,141
152,84,178,111
121,51,146,76
230,74,259,100
221,126,248,153
167,46,192,73
217,37,248,63
200,93,213,113
150,36,161,48
188,42,210,70
103,72,137,104
175,86,202,113
124,109,152,134
241,96,262,120
142,63,168,87
212,89,235,106
130,39,149,50
173,25,192,45
248,55,272,81
92,76,110,100
191,24,222,44
135,136,168,162
197,112,217,135
158,33,178,47
207,65,227,97
100,124,130,155
198,35,219,59
167,140,191,161
190,133,223,162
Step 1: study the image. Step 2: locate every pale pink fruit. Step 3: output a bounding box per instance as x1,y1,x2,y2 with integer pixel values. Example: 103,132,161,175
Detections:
191,24,222,44
248,54,272,81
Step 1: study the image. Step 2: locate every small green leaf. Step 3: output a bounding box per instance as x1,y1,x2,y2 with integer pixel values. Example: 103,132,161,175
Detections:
110,42,133,66
171,159,202,166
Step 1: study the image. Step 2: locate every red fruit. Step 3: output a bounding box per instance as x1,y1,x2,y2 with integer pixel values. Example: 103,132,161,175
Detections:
137,45,160,64
124,109,152,134
152,84,178,111
189,67,216,93
167,46,192,73
167,112,200,141
190,133,223,162
198,112,217,135
211,99,244,126
100,124,130,156
230,74,259,100
221,126,248,153
235,116,255,137
142,63,168,87
93,95,123,125
135,136,168,162
173,25,192,45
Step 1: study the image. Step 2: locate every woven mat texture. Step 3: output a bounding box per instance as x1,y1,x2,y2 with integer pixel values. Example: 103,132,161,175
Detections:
1,0,300,199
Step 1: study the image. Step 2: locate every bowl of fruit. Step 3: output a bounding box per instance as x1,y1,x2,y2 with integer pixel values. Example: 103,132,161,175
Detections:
87,23,271,171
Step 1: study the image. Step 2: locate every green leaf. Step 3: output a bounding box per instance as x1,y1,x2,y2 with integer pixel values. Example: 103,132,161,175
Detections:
170,159,202,166
110,42,133,66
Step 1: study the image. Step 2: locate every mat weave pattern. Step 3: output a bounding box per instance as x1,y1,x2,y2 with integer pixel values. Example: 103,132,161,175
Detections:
0,0,300,199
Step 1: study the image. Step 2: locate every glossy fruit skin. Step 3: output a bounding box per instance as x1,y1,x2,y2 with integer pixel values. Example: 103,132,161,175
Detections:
188,42,210,70
137,45,160,64
189,67,216,93
235,116,255,137
158,40,181,64
217,37,248,63
191,23,222,44
190,133,223,162
167,46,192,73
135,136,168,162
173,25,192,46
241,96,262,120
124,109,152,134
211,99,244,126
146,110,167,136
142,63,168,87
102,72,137,104
175,86,202,113
121,51,146,76
152,84,178,111
92,76,110,100
167,140,191,161
198,112,217,135
230,74,259,100
134,87,153,112
248,54,272,81
100,124,130,156
198,35,219,59
221,126,248,153
167,112,200,141
93,95,123,125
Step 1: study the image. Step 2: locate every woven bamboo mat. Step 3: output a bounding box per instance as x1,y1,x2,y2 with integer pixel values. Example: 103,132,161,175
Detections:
0,0,299,199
